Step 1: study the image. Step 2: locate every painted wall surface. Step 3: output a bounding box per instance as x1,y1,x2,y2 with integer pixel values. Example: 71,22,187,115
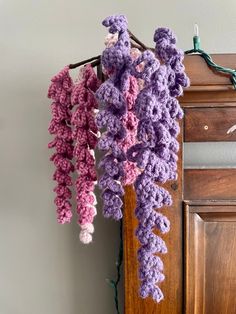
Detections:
0,1,236,313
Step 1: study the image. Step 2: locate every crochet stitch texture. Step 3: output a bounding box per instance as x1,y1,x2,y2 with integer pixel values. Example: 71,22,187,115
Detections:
48,65,100,244
71,64,100,244
127,30,189,301
48,66,74,224
95,15,132,220
120,75,140,185
47,14,190,303
104,31,141,186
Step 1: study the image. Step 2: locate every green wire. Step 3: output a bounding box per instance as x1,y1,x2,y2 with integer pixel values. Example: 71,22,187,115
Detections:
185,36,236,89
106,220,123,314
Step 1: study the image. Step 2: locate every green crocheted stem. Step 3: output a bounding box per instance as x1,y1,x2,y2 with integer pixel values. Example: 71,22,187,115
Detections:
185,35,236,89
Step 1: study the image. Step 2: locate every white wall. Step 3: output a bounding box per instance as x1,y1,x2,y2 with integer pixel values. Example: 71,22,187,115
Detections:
0,1,236,314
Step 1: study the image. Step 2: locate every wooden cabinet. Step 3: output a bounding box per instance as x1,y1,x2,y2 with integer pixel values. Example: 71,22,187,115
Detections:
185,201,236,314
124,54,236,313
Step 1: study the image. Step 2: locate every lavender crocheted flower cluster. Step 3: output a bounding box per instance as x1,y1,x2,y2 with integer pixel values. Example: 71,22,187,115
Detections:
120,75,140,186
95,15,131,220
48,66,74,224
154,28,190,97
126,30,189,302
104,32,141,186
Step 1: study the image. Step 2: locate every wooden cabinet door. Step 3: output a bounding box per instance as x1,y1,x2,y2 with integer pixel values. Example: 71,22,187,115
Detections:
184,201,236,314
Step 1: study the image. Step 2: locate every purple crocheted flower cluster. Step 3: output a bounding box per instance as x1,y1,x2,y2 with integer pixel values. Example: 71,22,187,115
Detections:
120,75,140,185
95,15,132,220
47,15,190,302
154,27,190,98
48,66,74,224
126,30,189,302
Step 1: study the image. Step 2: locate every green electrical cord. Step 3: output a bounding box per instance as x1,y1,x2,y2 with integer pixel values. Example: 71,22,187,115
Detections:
106,219,123,314
185,35,236,89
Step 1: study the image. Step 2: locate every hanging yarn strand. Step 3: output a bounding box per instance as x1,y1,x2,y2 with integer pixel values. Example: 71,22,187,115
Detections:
48,66,74,224
153,28,189,185
95,15,132,220
103,26,142,186
128,50,171,302
71,64,101,244
127,27,189,302
154,28,190,98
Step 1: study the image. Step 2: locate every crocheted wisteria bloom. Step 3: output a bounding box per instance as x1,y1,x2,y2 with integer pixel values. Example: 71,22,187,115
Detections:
104,28,141,186
48,66,74,224
47,14,190,305
154,28,190,180
95,15,132,220
120,75,140,185
127,29,189,302
71,64,100,244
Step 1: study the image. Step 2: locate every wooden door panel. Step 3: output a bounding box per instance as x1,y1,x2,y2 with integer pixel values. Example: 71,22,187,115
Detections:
184,202,236,314
184,169,236,201
184,107,236,142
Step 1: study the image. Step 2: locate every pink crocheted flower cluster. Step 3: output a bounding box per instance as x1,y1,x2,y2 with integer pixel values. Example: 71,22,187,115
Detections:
71,64,100,244
48,66,74,224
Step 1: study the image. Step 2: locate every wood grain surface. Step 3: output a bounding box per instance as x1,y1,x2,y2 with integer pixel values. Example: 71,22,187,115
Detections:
184,202,236,314
184,169,236,200
184,107,236,142
183,54,236,87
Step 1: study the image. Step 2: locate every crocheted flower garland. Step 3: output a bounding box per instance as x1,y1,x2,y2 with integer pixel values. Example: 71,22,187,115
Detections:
47,14,190,305
127,50,170,302
127,30,189,301
71,64,100,244
48,66,74,224
95,15,131,220
103,29,141,186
